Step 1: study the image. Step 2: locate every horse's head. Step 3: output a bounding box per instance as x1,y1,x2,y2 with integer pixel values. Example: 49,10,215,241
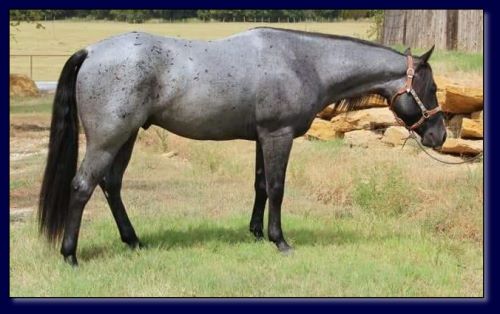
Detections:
389,46,447,149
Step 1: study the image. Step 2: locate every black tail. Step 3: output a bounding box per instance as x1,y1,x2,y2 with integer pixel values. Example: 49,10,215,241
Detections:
38,49,88,243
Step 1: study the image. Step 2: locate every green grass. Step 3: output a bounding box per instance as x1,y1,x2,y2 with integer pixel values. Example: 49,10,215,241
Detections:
11,213,482,297
10,95,53,114
353,166,412,216
9,96,483,297
392,45,483,75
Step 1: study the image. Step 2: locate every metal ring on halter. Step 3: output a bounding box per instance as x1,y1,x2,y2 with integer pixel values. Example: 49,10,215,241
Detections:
406,68,414,78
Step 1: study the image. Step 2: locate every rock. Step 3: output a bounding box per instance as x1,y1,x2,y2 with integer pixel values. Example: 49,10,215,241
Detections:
460,118,483,139
436,90,446,107
10,74,40,97
317,105,336,120
441,85,483,114
330,107,397,132
471,110,483,122
433,75,453,91
440,138,483,155
381,126,410,146
305,118,341,140
343,130,383,148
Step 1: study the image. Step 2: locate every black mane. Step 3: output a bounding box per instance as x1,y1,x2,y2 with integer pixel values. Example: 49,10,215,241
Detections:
253,26,404,56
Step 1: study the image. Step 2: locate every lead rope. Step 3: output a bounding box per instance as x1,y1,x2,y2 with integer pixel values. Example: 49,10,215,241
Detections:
401,131,484,165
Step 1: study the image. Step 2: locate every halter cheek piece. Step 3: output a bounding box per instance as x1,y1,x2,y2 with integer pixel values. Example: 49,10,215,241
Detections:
388,55,442,131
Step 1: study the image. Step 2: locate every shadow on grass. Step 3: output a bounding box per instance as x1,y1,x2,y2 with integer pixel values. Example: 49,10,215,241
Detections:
78,222,401,262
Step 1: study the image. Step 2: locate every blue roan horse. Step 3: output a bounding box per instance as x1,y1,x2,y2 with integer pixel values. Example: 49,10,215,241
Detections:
38,27,446,266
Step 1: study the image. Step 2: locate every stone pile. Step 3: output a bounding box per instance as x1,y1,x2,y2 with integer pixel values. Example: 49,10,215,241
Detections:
306,76,483,156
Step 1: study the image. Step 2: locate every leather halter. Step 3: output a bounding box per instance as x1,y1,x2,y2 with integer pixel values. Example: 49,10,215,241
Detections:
389,55,442,131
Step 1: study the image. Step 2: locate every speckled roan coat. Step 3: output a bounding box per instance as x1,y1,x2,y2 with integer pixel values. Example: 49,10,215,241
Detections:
38,27,445,265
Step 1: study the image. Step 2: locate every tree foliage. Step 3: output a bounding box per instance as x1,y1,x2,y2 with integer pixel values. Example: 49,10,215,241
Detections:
9,10,376,23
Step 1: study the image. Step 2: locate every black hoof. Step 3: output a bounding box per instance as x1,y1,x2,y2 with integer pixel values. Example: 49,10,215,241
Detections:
250,226,264,241
63,254,78,267
276,242,294,255
125,239,143,250
253,231,264,241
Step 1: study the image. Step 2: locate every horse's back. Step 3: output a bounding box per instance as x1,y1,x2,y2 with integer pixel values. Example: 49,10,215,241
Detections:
76,29,318,142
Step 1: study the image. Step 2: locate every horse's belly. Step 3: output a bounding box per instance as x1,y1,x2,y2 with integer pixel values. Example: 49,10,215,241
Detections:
151,104,257,141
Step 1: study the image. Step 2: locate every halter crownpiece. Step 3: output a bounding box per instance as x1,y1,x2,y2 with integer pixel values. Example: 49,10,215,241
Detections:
389,54,442,131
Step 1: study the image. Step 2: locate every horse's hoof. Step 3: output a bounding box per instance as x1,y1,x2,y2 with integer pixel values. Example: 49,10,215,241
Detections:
277,242,294,255
254,236,264,242
63,255,78,267
250,227,264,240
126,239,143,250
253,231,264,241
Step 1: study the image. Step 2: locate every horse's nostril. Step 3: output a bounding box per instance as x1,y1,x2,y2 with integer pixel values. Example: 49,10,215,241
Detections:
442,132,447,143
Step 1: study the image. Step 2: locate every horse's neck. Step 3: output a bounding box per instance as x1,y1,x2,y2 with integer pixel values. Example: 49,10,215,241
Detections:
311,39,408,109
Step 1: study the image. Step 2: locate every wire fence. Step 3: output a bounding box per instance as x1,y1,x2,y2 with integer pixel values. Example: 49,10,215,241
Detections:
10,54,70,81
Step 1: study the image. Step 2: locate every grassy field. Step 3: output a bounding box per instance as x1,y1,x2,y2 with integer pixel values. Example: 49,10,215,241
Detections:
10,95,483,297
10,20,483,297
9,20,483,82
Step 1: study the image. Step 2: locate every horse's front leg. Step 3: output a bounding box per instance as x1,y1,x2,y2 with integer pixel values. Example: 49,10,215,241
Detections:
258,129,294,252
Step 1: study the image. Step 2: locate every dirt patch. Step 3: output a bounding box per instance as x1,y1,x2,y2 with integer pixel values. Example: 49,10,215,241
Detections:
11,124,50,132
10,74,40,97
10,207,34,223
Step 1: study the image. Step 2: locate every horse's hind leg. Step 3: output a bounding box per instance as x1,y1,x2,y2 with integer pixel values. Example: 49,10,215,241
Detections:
249,140,267,240
61,135,132,266
99,131,141,249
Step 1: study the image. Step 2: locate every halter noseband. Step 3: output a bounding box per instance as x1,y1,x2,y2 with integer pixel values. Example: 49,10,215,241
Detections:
389,55,442,131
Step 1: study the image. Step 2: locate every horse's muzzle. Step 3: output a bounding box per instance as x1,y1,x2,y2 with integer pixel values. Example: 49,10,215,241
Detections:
421,130,447,149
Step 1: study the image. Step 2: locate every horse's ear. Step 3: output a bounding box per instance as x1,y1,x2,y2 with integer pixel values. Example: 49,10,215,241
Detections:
403,47,412,56
420,45,435,63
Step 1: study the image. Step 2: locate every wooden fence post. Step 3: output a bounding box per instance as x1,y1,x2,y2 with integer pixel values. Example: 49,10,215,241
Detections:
29,55,33,80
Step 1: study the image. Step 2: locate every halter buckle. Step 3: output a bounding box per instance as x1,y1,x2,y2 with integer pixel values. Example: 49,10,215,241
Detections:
422,111,430,118
406,68,414,78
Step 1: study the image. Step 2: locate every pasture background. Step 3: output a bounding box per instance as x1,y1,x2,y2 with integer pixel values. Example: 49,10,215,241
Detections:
10,20,483,81
10,21,370,81
9,21,483,297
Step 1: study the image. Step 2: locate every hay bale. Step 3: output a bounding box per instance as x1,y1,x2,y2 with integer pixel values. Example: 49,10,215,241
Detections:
10,74,39,97
10,74,40,97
